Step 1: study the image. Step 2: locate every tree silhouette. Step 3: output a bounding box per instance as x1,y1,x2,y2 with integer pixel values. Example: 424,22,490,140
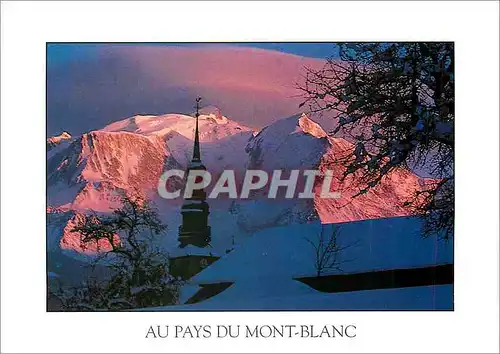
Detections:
299,43,454,239
55,194,181,310
306,225,352,277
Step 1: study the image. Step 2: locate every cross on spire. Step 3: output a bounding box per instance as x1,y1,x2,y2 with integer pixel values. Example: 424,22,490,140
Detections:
195,97,202,117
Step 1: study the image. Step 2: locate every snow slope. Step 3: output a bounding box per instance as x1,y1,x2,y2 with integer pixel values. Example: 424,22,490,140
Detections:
191,216,452,284
47,131,72,151
145,216,453,311
101,111,254,171
235,113,432,231
148,284,452,311
47,110,255,254
47,130,178,212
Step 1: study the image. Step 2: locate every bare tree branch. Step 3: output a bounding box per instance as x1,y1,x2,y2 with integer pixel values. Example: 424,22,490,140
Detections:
298,43,454,238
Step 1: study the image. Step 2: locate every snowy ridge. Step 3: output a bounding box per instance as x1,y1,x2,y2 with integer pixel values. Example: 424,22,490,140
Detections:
48,130,177,212
297,113,327,138
313,136,430,223
101,111,252,142
236,113,430,231
144,216,453,311
48,110,432,255
47,131,73,156
47,131,72,147
102,111,255,171
245,113,329,171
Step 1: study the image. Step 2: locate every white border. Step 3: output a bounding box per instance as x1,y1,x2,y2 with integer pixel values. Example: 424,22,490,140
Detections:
1,1,499,353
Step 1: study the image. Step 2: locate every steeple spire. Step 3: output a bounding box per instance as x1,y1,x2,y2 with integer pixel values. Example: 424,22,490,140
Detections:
192,97,202,162
178,96,211,249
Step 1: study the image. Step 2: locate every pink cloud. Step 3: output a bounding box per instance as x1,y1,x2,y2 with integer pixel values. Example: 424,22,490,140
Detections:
47,45,329,135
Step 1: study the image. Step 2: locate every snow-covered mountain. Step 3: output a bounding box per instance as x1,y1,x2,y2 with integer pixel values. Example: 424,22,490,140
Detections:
100,111,254,171
47,131,72,152
236,113,430,231
47,109,430,255
47,110,253,209
47,130,177,211
47,109,254,254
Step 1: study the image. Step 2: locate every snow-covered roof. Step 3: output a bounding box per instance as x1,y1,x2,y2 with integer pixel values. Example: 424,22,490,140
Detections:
140,216,453,311
190,216,453,285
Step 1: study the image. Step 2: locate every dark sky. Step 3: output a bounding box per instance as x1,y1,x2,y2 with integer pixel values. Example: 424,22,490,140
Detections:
47,43,338,66
233,43,339,58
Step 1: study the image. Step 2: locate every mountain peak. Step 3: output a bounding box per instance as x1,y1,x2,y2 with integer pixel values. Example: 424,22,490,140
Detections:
48,131,72,142
47,131,72,150
198,105,222,116
297,113,327,138
197,105,229,124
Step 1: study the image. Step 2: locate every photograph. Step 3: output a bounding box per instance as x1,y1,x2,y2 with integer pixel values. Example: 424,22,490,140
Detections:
46,42,454,312
2,1,499,353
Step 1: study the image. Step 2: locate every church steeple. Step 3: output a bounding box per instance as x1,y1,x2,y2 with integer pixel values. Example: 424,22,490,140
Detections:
178,97,211,249
192,97,202,162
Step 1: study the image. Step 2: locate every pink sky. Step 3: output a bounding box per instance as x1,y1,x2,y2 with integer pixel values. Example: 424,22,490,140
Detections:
47,45,332,135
